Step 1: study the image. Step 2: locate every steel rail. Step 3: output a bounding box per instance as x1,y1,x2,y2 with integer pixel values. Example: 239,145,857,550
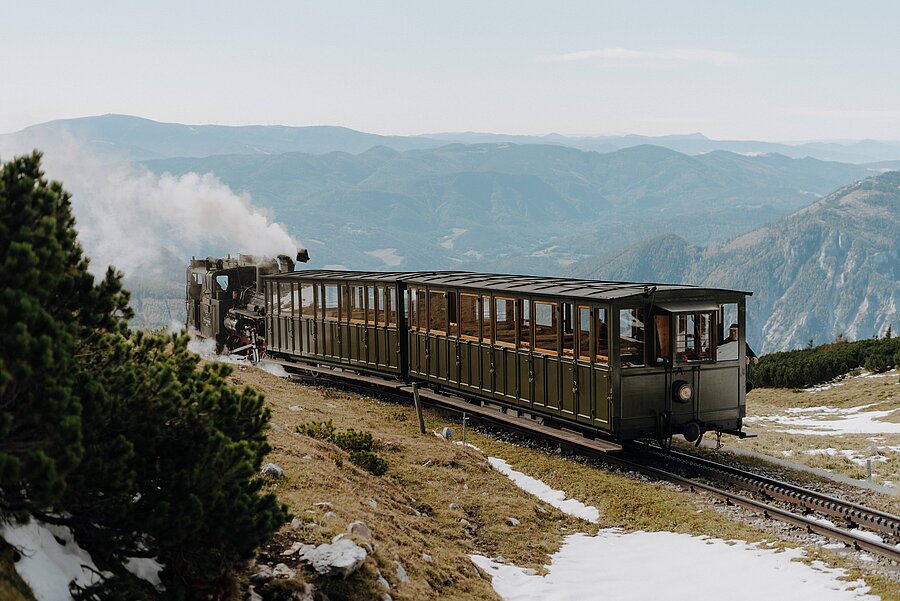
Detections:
271,358,900,563
633,445,900,540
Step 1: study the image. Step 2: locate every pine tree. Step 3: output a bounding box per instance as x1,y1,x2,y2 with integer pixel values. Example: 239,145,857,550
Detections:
65,331,288,600
0,152,130,514
1,154,287,599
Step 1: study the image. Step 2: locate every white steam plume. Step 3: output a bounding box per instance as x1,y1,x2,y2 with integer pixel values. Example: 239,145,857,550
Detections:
0,133,301,277
73,165,298,275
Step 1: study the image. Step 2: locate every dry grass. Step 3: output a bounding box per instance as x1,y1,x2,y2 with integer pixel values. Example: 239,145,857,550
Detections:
234,367,590,600
733,369,900,491
228,364,900,601
0,539,36,601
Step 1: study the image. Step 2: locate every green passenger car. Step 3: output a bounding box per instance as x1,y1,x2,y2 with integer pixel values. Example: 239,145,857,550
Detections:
264,270,751,444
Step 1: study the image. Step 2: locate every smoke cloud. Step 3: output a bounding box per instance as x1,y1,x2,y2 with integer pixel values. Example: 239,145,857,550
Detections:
1,133,301,278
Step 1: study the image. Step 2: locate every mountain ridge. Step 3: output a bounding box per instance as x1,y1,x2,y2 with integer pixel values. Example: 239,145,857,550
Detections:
565,171,900,352
5,114,900,164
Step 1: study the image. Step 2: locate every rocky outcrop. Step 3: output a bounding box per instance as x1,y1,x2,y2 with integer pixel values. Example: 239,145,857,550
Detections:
299,539,367,578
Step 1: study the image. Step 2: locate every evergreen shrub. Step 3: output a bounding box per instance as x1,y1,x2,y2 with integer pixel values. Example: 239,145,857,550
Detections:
297,420,388,475
753,335,900,388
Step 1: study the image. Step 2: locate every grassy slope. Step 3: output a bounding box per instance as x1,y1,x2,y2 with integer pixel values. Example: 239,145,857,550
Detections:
234,366,899,601
734,369,900,492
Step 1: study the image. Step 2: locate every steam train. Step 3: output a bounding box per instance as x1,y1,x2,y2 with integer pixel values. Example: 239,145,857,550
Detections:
187,254,752,445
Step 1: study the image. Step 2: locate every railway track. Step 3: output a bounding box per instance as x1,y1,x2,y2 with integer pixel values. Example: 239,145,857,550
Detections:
631,444,900,540
269,358,900,564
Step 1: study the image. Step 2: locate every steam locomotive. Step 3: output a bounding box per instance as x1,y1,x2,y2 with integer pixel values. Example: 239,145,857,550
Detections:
185,251,309,360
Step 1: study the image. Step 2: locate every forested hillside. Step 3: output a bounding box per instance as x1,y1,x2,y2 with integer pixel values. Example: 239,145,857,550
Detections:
141,143,870,275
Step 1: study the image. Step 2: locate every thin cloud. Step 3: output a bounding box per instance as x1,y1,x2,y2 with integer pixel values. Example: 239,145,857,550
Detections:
543,47,755,66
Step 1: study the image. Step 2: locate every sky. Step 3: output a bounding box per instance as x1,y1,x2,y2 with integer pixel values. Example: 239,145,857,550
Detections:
3,1,900,140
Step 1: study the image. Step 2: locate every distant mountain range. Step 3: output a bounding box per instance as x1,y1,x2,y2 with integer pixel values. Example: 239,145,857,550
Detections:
419,132,900,165
565,172,900,353
138,142,874,276
4,114,900,164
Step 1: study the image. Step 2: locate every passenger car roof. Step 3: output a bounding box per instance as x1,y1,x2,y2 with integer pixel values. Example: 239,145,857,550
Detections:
271,269,751,302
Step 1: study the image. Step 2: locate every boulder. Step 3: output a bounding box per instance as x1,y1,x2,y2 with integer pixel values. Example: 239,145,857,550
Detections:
249,564,273,584
282,541,314,557
421,553,434,564
377,573,391,591
394,561,409,583
505,517,520,526
300,538,368,578
440,427,455,441
347,520,373,541
272,563,296,579
261,463,284,478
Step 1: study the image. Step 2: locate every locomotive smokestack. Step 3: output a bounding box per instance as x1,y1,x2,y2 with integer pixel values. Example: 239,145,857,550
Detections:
296,248,310,263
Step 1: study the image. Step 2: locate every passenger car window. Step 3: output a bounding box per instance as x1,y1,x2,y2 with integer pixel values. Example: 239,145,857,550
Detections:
340,285,351,322
323,285,339,321
676,312,715,362
481,296,493,343
366,286,381,326
717,304,739,360
654,314,671,364
495,297,516,346
578,306,591,361
561,303,575,356
417,289,427,331
408,288,418,329
459,294,479,339
534,301,558,354
519,299,531,348
619,308,645,367
596,308,609,364
386,287,397,327
429,290,447,334
280,282,293,315
300,283,314,317
349,285,366,322
269,282,279,316
373,286,383,325
447,292,459,336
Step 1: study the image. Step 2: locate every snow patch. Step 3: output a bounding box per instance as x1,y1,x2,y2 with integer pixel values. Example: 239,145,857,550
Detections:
471,530,874,601
1,519,108,601
258,361,289,377
487,457,599,523
745,403,900,435
124,556,164,588
803,448,889,467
